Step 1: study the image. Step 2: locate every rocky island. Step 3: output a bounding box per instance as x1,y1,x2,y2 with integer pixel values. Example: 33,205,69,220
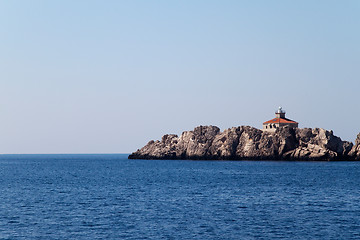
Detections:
129,108,360,161
129,126,360,161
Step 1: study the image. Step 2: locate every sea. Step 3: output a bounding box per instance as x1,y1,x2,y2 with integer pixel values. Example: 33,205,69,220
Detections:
0,154,359,240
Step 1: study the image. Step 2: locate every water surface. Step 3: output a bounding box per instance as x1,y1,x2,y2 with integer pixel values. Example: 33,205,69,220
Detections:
0,154,359,239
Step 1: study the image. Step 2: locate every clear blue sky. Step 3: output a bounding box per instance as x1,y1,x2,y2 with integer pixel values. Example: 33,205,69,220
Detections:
0,0,359,153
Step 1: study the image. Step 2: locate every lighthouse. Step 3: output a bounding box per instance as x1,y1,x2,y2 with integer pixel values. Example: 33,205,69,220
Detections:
263,107,298,132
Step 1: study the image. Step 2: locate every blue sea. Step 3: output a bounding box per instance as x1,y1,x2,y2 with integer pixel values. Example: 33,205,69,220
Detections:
0,154,360,239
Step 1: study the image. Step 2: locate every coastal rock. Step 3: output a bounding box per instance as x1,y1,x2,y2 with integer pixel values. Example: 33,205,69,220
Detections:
285,128,353,160
349,133,360,160
128,125,355,161
177,125,220,158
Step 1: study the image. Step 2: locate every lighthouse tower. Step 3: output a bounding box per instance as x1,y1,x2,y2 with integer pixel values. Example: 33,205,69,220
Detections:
275,107,286,119
263,107,298,132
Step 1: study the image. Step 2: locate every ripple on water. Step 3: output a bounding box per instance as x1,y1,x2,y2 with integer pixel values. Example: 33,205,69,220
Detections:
0,155,359,239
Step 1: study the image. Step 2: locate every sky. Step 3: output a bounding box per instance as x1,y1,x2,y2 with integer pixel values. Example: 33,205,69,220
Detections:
0,0,359,154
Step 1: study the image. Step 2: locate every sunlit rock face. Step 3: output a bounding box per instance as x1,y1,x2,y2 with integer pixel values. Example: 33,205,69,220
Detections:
285,128,353,160
349,133,360,160
129,125,355,161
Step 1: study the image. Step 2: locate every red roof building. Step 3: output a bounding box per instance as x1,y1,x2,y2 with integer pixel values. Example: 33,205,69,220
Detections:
263,107,298,132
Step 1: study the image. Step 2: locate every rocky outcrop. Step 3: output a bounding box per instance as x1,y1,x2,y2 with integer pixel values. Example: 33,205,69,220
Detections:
349,133,360,160
129,125,356,161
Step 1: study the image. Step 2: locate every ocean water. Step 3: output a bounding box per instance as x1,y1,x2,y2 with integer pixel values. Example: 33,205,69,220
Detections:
0,155,359,239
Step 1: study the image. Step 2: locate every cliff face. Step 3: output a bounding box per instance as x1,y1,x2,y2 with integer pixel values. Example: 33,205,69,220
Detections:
349,133,360,160
128,125,356,161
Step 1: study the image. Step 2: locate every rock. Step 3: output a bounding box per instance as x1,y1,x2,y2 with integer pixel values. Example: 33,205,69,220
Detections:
349,133,360,160
128,125,356,161
283,128,353,160
209,127,242,158
177,125,220,158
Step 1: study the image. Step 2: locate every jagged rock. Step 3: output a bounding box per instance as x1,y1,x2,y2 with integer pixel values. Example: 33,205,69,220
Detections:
128,125,356,161
282,128,353,160
209,127,242,158
349,133,360,160
177,125,220,158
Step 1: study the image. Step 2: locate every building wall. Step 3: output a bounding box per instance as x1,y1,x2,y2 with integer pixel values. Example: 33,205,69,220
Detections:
262,122,298,132
263,123,279,132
